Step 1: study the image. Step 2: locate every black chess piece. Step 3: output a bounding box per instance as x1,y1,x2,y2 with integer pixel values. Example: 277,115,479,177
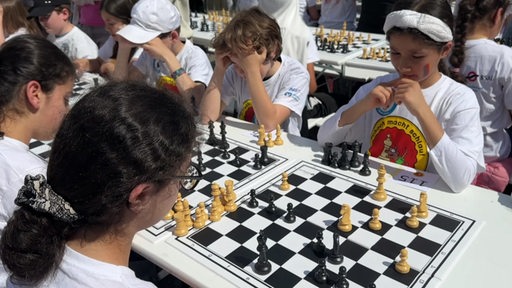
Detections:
322,142,333,165
359,152,371,176
196,150,206,172
337,142,350,170
342,43,349,53
314,257,328,284
265,194,277,214
217,121,230,150
221,147,230,159
256,230,267,252
200,15,209,32
253,153,262,170
329,41,336,53
329,152,339,168
313,230,327,257
259,143,270,166
283,203,296,223
247,189,259,208
254,243,271,275
228,150,242,167
327,232,343,264
334,266,349,288
205,120,219,146
349,141,361,168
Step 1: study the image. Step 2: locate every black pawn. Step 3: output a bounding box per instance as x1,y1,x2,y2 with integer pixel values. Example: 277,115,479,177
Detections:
328,232,343,264
254,244,271,275
221,147,230,159
205,120,219,146
253,153,262,170
314,257,328,284
322,142,333,165
359,152,371,176
313,230,327,257
329,151,339,168
334,266,349,288
284,203,296,223
247,189,259,208
197,150,206,172
259,143,270,166
349,141,361,168
265,194,277,214
337,142,350,170
228,150,242,167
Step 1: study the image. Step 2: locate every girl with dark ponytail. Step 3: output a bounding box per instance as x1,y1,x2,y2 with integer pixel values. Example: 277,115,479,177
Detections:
450,0,512,192
0,81,197,286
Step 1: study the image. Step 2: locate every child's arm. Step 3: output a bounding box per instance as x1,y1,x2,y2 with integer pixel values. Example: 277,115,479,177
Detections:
0,5,4,45
237,52,293,131
199,52,231,124
112,37,144,81
142,38,204,106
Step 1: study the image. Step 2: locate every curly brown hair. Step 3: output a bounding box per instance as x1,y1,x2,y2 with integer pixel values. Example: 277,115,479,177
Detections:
211,7,282,62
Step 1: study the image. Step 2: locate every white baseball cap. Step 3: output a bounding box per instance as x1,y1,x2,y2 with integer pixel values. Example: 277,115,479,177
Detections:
116,0,181,44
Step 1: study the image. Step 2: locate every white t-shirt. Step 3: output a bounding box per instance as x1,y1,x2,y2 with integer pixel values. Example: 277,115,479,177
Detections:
319,0,357,30
318,73,486,192
134,39,213,88
6,246,156,288
460,38,512,163
221,55,309,136
99,36,143,61
48,26,98,60
0,137,47,286
5,28,28,42
0,137,47,232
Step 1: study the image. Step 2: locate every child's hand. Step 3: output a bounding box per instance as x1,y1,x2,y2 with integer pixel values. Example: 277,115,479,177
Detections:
364,78,399,109
115,35,138,49
393,78,428,116
73,59,89,77
142,38,174,61
238,49,266,74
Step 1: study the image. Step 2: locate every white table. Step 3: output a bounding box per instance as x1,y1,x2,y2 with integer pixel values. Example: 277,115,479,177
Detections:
132,117,512,288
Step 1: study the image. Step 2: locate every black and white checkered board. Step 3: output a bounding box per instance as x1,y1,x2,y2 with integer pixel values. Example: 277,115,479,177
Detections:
28,140,52,161
169,160,479,288
141,134,289,241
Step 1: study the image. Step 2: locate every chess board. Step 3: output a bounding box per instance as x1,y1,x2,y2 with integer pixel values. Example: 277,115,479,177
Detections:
28,140,52,161
343,45,395,79
167,160,480,288
140,131,290,241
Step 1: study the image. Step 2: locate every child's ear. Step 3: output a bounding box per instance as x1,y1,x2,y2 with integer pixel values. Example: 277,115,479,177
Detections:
440,41,453,58
127,183,155,213
171,30,180,40
493,7,505,28
25,80,43,111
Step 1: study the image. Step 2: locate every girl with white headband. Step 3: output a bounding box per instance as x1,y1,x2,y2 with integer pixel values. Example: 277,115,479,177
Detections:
449,0,512,192
318,0,485,193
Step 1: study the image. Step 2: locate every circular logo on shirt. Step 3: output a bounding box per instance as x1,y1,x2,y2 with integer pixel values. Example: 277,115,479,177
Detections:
369,116,428,170
239,99,256,123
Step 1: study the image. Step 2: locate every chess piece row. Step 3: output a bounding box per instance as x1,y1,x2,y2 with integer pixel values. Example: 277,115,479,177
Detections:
257,124,284,147
169,179,238,237
361,46,389,61
338,191,429,234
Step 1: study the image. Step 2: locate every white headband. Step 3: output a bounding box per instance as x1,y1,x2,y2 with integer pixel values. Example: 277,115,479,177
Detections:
383,10,453,42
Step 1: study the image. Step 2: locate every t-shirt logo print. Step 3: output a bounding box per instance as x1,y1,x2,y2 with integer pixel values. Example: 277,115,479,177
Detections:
369,116,429,170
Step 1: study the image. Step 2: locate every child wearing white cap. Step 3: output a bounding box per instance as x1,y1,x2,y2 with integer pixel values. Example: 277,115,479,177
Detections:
317,0,485,193
114,0,212,109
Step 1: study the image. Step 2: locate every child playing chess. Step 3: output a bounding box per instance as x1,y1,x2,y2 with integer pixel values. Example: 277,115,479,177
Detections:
0,81,197,286
199,7,309,136
0,35,75,285
317,0,485,192
114,0,213,109
449,0,512,192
